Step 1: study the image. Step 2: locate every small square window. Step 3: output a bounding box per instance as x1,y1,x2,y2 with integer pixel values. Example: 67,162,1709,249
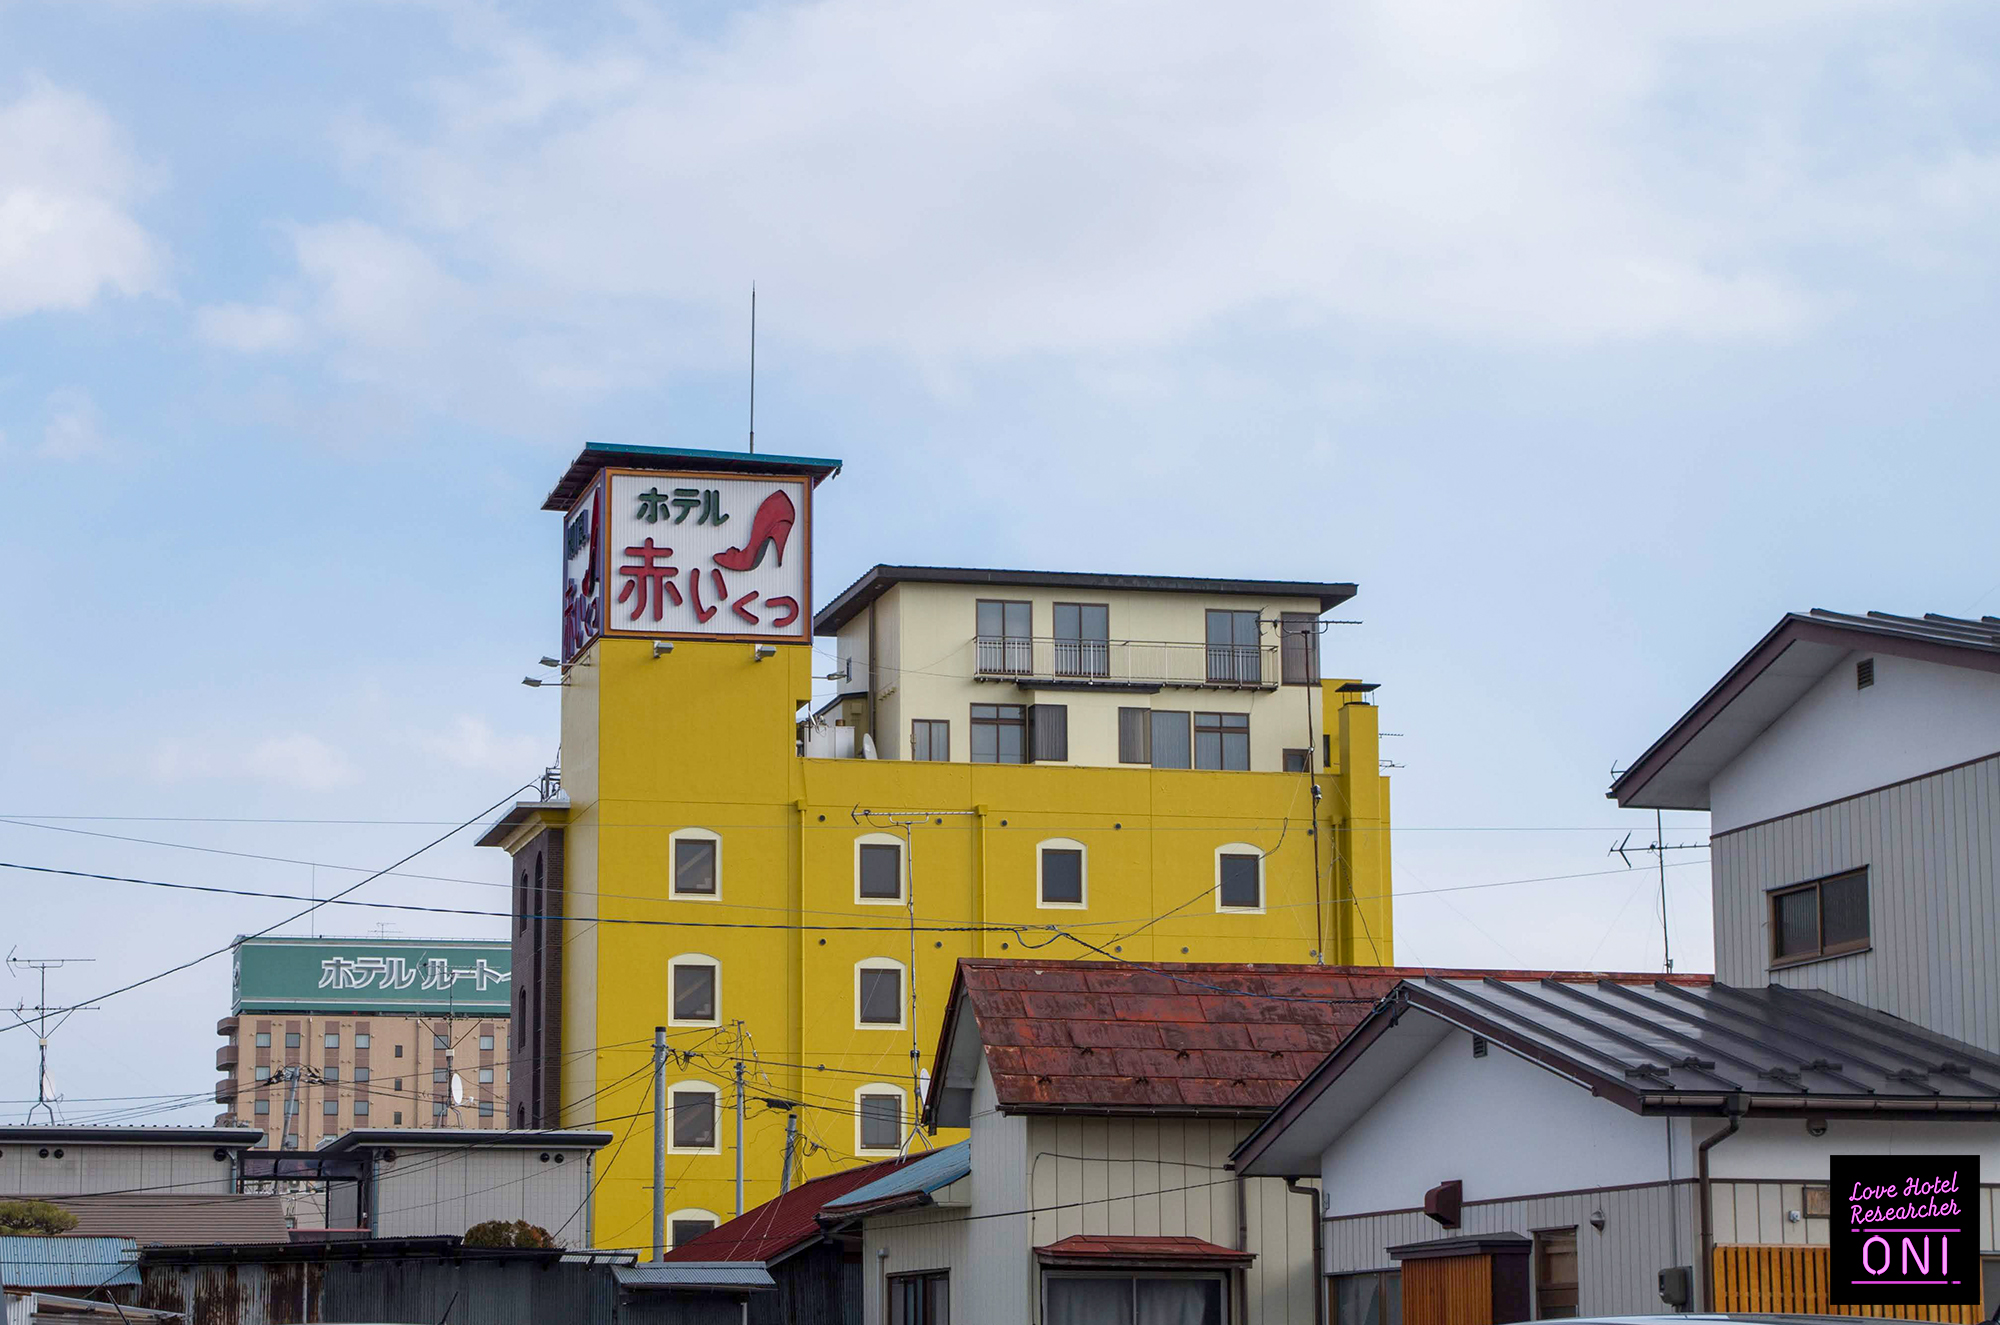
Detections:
354,1033,370,1049
1040,848,1084,906
673,963,718,1023
394,1045,404,1058
479,1035,494,1051
859,967,902,1026
970,704,1027,764
479,1100,495,1117
324,1033,340,1049
394,1111,403,1125
433,1101,448,1118
479,1067,495,1084
1194,711,1251,771
354,1100,370,1117
433,1069,449,1084
1219,853,1262,909
1283,748,1311,773
355,1068,370,1083
323,1066,340,1083
394,1078,403,1092
859,843,902,900
254,1099,270,1115
672,1089,717,1149
285,1033,301,1049
322,1099,338,1116
911,719,950,762
255,1032,272,1048
672,1217,716,1249
1772,869,1871,964
859,1093,901,1151
434,1034,449,1049
254,1066,271,1082
674,837,718,896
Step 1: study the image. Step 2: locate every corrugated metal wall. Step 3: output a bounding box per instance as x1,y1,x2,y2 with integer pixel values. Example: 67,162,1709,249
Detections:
138,1258,626,1324
0,1144,239,1199
1711,753,2000,1052
1324,1181,1700,1320
370,1146,594,1242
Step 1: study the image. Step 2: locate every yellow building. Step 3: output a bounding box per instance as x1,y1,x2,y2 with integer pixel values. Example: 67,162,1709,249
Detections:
479,443,1393,1252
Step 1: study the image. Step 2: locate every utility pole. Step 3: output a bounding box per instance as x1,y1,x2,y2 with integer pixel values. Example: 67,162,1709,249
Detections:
6,953,96,1124
779,1108,799,1194
651,1026,667,1262
734,1055,747,1217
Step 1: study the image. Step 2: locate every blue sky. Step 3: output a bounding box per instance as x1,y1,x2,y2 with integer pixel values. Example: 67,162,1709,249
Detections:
3,0,1999,1125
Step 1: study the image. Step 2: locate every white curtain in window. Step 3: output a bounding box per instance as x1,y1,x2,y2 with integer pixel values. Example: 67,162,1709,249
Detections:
1046,1279,1133,1325
1137,1279,1222,1325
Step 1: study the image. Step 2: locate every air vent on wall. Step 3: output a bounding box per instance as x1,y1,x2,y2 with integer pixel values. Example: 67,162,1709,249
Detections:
1856,658,1875,689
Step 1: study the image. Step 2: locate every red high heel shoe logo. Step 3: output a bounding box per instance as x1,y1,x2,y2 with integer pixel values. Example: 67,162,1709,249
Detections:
711,489,796,572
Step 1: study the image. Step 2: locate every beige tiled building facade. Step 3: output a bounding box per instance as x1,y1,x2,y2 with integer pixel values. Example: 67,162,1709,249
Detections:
213,937,510,1149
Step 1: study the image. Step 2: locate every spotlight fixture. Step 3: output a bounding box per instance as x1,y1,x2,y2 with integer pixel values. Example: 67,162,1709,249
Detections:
753,644,777,661
538,657,560,668
653,641,675,658
522,677,544,687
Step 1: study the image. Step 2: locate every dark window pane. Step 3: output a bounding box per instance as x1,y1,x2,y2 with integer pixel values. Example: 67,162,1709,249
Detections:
860,1093,901,1149
976,600,1003,637
859,968,902,1024
1284,748,1311,773
672,1090,715,1148
1151,711,1191,769
1821,871,1870,948
972,704,1027,764
1219,854,1261,908
1042,849,1084,904
1119,708,1151,764
1282,612,1319,685
1030,704,1068,762
1137,1278,1223,1325
860,844,902,898
976,602,1031,673
673,964,716,1022
1195,713,1251,771
1047,1278,1133,1325
1775,887,1820,958
912,720,948,762
1004,601,1030,637
671,1218,714,1249
1054,603,1109,676
675,838,716,894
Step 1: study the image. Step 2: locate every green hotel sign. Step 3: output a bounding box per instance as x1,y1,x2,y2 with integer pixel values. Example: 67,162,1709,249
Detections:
232,937,512,1016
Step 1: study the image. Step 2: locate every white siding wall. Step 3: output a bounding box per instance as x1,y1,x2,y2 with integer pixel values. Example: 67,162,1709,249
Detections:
1324,1182,1700,1319
371,1147,596,1245
1710,753,2000,1051
0,1143,240,1198
1708,652,2000,833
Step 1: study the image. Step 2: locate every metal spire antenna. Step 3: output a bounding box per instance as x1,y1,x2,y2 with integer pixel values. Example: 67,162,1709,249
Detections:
748,282,756,454
6,951,97,1123
1608,798,1705,974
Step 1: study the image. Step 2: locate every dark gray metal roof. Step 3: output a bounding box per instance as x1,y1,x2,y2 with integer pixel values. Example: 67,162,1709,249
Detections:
814,565,1358,635
613,1263,776,1291
0,1125,263,1147
1611,609,2000,810
542,442,842,511
317,1127,612,1155
1234,976,2000,1178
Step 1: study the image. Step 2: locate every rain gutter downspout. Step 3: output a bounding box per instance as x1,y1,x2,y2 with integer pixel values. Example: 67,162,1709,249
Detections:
1236,1176,1250,1325
1696,1094,1744,1313
1288,1178,1325,1325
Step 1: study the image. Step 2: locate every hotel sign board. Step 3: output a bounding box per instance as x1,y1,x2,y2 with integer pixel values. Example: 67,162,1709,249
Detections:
563,468,812,662
232,937,512,1017
1829,1154,1979,1307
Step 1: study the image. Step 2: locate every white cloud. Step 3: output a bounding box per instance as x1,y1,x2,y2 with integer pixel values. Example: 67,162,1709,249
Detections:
38,388,110,460
0,78,162,320
194,303,305,353
148,732,360,791
412,716,544,777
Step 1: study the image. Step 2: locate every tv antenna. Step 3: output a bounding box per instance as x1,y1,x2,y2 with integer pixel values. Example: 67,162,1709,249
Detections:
747,282,757,454
1607,770,1705,973
6,951,98,1123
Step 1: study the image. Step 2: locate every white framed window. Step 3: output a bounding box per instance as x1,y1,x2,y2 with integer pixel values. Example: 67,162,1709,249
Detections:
855,1084,907,1155
855,958,907,1030
668,1209,720,1249
854,833,906,905
669,955,721,1027
1215,844,1266,912
669,828,722,900
669,1083,721,1153
1036,839,1088,908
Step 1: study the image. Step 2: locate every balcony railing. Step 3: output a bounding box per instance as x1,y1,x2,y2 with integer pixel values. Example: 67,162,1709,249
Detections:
974,636,1279,689
217,1043,240,1071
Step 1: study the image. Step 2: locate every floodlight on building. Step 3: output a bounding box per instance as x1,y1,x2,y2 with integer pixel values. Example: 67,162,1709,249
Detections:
653,641,675,658
538,657,560,668
753,644,777,662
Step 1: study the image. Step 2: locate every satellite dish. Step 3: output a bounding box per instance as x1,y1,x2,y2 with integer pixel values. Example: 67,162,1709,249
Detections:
450,1073,464,1106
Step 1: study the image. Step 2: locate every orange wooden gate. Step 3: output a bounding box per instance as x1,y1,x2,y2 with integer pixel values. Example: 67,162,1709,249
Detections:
1711,1244,1983,1322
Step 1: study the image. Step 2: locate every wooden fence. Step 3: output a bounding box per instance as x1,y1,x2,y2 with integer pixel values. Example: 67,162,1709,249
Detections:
1711,1244,1983,1322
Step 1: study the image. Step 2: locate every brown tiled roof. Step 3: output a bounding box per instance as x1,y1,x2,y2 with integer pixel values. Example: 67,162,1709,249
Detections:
31,1193,291,1246
943,960,1709,1117
1035,1234,1254,1267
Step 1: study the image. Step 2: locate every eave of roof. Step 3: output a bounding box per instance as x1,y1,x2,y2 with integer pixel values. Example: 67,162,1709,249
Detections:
1610,609,2000,811
1034,1234,1253,1268
317,1127,612,1155
813,565,1357,636
475,798,568,850
818,1141,971,1222
542,443,842,512
1231,975,2000,1179
0,1126,263,1147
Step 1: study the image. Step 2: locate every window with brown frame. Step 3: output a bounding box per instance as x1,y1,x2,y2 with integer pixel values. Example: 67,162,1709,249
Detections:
1053,602,1109,677
1534,1228,1579,1318
1770,868,1869,965
971,704,1027,764
911,719,949,761
1281,612,1319,685
975,600,1032,675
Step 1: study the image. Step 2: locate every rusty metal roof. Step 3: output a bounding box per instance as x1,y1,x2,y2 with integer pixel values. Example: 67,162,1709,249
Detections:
661,1154,925,1265
926,960,1706,1124
1034,1234,1254,1268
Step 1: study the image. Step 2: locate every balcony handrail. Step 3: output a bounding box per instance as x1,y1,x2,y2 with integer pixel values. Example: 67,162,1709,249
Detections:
972,634,1278,688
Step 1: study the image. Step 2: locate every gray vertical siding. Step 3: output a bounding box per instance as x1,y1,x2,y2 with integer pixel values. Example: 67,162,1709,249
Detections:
0,1143,239,1198
1323,1183,1700,1320
371,1146,596,1243
1711,754,2000,1052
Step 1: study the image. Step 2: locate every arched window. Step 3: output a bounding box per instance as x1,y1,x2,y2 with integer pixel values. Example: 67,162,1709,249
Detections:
669,828,722,900
668,954,721,1027
668,1082,721,1153
855,958,908,1030
667,1208,720,1249
854,833,906,905
1215,844,1266,912
1036,838,1088,908
855,1084,908,1155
